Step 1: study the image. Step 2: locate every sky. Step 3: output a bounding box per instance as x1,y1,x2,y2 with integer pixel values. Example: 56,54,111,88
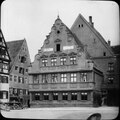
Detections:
1,0,119,62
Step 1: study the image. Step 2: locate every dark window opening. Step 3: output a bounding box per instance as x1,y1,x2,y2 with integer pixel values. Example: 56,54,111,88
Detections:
103,52,106,56
20,56,26,63
43,93,49,100
81,92,88,100
35,93,40,100
81,24,83,27
15,66,18,70
62,93,68,100
78,25,80,28
71,93,77,100
56,44,60,52
53,93,58,100
19,67,24,74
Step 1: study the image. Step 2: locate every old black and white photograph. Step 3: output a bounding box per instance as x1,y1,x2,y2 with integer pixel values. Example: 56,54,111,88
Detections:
0,0,119,120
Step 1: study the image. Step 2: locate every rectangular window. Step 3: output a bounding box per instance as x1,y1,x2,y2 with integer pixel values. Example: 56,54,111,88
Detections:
43,93,49,100
62,93,68,100
71,92,77,100
108,77,114,84
51,74,58,83
26,69,28,72
10,75,12,81
56,44,60,52
19,67,24,74
9,88,13,95
70,56,76,65
51,58,57,66
2,64,8,73
20,56,26,63
14,76,17,82
1,91,8,99
60,57,66,65
53,93,58,100
42,74,48,83
15,66,18,70
0,75,8,83
81,92,88,100
108,63,114,71
35,93,40,100
20,89,23,95
80,73,87,82
70,73,77,82
13,88,17,95
60,74,67,82
33,75,39,84
42,59,48,66
24,77,28,84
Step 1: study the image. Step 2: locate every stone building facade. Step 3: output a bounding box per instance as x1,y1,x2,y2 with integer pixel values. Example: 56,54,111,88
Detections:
29,16,103,107
0,29,11,103
71,14,119,106
7,39,31,104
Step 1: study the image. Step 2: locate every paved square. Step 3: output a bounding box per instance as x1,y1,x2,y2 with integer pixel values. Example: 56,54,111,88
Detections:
1,106,119,119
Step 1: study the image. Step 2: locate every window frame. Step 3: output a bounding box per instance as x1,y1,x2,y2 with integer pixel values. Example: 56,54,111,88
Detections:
43,93,49,100
51,74,58,83
70,56,77,65
42,59,48,67
60,73,67,82
51,58,57,66
71,92,77,100
80,73,87,82
108,63,114,71
56,44,61,52
62,93,68,100
42,74,48,83
81,92,88,100
33,75,39,84
70,73,77,82
53,93,58,100
60,57,66,65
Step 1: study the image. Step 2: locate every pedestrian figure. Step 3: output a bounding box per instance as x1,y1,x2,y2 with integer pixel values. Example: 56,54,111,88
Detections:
28,99,30,108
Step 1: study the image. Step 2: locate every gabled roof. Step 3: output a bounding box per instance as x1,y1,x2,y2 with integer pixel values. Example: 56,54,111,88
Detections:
71,14,114,56
7,39,25,70
7,40,24,60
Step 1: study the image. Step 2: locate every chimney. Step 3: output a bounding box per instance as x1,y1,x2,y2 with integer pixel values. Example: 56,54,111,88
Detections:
108,40,111,46
89,16,94,27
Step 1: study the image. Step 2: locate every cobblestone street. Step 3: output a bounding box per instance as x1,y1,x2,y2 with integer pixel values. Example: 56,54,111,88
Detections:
1,106,119,120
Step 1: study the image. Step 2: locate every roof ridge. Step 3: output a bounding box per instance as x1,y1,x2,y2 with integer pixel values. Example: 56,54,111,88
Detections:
7,39,25,43
71,14,114,56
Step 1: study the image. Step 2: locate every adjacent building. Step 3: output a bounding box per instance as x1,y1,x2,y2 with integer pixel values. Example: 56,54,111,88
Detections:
29,16,104,107
71,14,119,106
6,39,31,105
0,29,11,103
